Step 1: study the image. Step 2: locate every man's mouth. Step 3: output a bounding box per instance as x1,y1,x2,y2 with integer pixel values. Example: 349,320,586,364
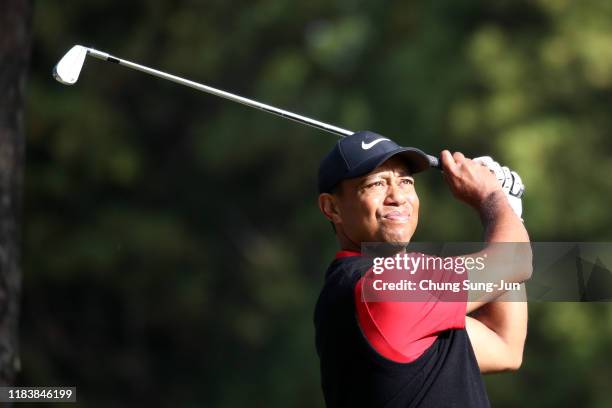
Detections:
382,211,410,222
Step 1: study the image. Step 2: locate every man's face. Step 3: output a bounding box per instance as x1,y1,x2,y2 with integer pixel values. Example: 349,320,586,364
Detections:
328,156,420,244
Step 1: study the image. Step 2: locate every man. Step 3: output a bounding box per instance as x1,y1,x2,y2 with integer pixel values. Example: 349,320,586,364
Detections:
314,130,530,407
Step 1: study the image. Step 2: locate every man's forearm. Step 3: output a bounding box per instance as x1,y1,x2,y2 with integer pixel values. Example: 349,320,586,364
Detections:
470,192,530,371
466,192,531,312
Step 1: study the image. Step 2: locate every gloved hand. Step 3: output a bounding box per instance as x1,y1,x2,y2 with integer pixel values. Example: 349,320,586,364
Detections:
473,156,524,220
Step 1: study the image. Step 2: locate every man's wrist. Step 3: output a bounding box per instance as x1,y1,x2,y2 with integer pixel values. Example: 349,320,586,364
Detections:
477,190,512,225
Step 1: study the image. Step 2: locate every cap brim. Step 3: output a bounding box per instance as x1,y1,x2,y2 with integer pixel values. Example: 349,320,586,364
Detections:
345,147,432,180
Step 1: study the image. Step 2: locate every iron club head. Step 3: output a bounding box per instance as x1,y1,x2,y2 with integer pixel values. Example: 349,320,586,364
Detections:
53,45,88,85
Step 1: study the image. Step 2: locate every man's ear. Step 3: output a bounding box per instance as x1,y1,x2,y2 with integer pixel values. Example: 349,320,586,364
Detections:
318,193,342,224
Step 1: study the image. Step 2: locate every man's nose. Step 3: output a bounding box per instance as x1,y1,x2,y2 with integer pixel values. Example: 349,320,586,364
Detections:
384,184,408,206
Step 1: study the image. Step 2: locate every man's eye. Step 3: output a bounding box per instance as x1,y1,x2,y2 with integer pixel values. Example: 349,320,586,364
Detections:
366,181,385,188
401,178,415,185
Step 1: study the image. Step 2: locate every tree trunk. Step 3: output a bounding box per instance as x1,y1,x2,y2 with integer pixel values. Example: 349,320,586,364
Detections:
0,0,32,386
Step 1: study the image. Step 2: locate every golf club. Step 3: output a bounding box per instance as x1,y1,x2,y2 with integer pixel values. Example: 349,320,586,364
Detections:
53,44,440,169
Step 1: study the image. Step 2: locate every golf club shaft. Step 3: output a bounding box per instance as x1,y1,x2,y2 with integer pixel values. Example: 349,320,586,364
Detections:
85,47,440,168
86,48,353,137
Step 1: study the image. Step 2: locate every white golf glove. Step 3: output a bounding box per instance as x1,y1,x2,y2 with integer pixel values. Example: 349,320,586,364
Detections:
473,156,524,220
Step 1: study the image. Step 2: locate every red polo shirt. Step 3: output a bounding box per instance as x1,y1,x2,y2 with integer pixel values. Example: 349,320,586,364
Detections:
336,250,467,363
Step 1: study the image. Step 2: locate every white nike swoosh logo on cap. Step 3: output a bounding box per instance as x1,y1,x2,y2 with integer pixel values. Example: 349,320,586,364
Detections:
361,138,390,150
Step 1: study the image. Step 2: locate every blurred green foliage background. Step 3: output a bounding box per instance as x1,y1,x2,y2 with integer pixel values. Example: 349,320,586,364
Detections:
22,0,612,406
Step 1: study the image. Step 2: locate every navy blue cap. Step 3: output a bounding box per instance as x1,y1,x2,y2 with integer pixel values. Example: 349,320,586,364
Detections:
318,130,432,193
